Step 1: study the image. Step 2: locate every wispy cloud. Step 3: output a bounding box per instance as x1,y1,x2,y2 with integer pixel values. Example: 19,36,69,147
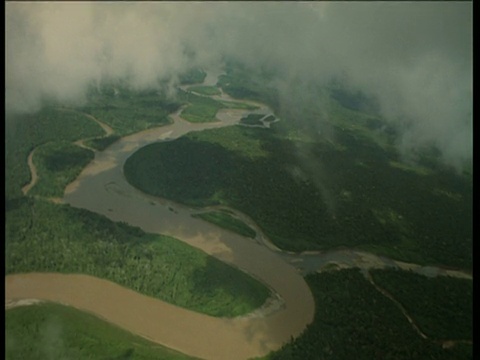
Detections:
6,2,472,168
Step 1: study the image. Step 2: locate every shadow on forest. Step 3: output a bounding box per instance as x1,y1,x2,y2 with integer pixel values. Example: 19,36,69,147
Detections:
5,196,30,212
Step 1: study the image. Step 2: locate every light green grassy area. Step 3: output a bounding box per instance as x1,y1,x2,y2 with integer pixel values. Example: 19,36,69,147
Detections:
6,303,196,360
193,211,257,239
178,90,226,123
188,85,221,96
6,198,270,318
29,141,94,198
180,104,220,123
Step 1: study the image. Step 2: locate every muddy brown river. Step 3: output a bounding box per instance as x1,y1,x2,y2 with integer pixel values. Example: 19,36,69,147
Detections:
5,75,315,360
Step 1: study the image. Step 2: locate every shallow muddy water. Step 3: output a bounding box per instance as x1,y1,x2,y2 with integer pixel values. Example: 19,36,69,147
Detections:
6,272,312,360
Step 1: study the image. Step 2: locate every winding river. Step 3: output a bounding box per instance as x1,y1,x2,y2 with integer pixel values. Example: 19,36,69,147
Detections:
6,73,315,360
5,71,472,359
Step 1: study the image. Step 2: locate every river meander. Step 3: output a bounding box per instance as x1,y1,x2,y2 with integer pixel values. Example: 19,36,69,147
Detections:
6,74,315,360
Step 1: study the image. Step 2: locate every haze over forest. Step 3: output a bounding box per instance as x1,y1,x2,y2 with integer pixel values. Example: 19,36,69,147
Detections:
6,1,472,169
5,3,473,359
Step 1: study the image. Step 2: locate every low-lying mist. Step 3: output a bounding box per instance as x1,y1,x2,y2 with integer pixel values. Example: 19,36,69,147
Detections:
6,2,472,170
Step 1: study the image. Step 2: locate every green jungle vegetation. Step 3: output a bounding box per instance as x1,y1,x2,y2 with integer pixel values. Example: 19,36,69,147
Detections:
328,85,381,116
5,197,270,317
29,141,94,198
192,211,257,239
370,269,472,340
265,269,472,360
188,85,222,96
80,82,181,136
5,107,105,199
217,61,280,112
84,134,121,151
4,80,274,357
124,61,471,271
178,68,207,85
322,91,396,154
124,122,472,270
6,303,196,360
177,89,226,123
239,113,266,126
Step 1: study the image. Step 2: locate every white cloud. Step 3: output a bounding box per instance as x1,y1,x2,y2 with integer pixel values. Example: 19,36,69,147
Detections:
5,2,472,168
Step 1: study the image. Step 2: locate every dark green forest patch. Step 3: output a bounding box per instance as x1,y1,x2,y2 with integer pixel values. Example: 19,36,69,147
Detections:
266,269,472,360
29,141,94,198
370,269,472,340
125,124,472,270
